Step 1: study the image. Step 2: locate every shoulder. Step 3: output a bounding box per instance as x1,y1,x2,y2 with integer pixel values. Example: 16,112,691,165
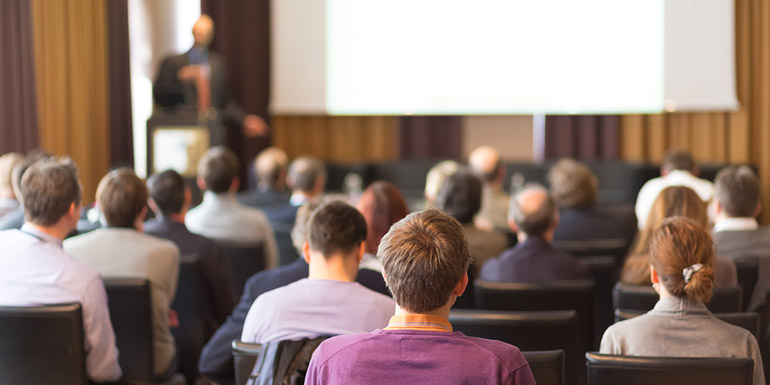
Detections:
311,332,379,367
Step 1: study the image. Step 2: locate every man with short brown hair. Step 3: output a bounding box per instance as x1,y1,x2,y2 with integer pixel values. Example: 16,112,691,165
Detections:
305,209,536,384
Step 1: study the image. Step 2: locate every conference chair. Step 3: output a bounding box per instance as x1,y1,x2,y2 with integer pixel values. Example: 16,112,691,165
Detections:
232,340,262,385
171,255,206,385
552,238,627,265
580,256,615,349
614,309,761,340
735,257,759,311
474,279,594,385
585,352,754,385
614,283,742,314
0,303,86,385
274,229,299,267
522,350,565,385
224,245,266,298
449,310,574,385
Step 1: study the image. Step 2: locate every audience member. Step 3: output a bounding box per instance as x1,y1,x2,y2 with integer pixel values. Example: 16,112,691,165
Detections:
356,181,409,273
469,146,510,232
186,146,279,269
198,196,389,384
237,147,290,209
711,166,770,310
423,160,460,207
601,217,764,385
262,155,327,228
436,168,507,275
305,209,536,385
549,158,637,247
621,186,737,287
480,184,589,282
0,150,51,230
0,152,23,217
0,158,122,383
65,168,180,379
635,150,714,229
145,169,237,340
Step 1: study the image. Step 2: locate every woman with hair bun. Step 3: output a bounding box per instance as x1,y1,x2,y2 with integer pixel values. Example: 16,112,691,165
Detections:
601,216,764,385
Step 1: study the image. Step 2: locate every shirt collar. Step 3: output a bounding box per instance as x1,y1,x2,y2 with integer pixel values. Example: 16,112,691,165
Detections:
714,217,759,233
651,296,710,316
20,223,64,248
0,197,19,209
290,193,308,207
384,314,453,332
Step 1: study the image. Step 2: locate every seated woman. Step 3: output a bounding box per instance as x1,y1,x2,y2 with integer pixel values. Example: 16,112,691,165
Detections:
602,216,764,385
356,181,409,273
621,185,736,287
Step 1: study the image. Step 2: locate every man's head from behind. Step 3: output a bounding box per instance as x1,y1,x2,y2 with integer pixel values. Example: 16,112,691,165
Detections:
549,158,598,209
307,200,367,259
12,150,52,204
192,14,214,48
21,157,81,228
714,166,761,219
424,160,460,204
97,168,148,229
287,156,326,197
379,209,470,314
255,147,289,189
435,168,482,225
508,184,558,238
468,145,504,186
198,146,239,194
662,150,696,175
147,169,189,217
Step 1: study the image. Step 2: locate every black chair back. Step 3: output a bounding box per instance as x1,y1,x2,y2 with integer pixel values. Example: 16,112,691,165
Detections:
614,284,742,314
614,309,761,340
104,278,155,381
735,258,759,311
450,310,574,385
553,238,627,265
585,352,754,385
275,229,299,267
224,245,266,298
580,256,615,349
172,255,206,384
523,350,565,385
0,303,86,385
232,340,262,385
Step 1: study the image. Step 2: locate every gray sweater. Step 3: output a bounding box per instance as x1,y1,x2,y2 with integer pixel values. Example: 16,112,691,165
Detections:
601,296,764,385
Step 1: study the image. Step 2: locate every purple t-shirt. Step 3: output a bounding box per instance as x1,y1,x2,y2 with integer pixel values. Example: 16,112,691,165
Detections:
305,329,536,385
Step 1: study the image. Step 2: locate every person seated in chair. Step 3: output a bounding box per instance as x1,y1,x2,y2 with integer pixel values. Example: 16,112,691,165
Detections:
0,158,122,383
601,216,764,385
480,184,589,282
305,209,537,384
240,200,394,344
65,168,180,380
237,147,291,209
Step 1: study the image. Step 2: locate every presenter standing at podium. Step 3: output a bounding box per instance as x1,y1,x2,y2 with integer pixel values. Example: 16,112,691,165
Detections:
153,15,267,145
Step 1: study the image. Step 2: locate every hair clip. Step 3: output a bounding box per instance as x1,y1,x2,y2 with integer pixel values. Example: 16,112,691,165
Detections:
683,263,703,284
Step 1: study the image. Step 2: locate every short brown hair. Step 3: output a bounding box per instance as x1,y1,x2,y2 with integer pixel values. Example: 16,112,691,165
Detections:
714,166,760,218
198,146,238,193
21,158,81,226
308,200,367,257
255,147,289,187
650,216,715,302
97,168,148,228
435,168,481,224
288,156,326,193
662,150,695,173
147,170,186,216
379,209,471,313
508,184,556,236
549,158,598,209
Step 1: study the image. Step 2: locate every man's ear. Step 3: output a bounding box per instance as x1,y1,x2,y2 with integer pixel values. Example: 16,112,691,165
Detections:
650,265,660,284
230,176,240,193
508,218,519,233
452,271,469,297
303,241,311,264
357,241,366,264
183,188,193,210
754,203,763,219
197,176,206,191
134,206,148,231
68,202,80,222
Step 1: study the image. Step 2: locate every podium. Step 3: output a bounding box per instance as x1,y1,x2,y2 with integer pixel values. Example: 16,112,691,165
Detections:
146,110,225,178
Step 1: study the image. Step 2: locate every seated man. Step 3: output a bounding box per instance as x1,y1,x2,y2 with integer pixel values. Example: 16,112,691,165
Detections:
186,146,278,269
145,169,237,339
0,150,51,230
480,184,589,282
65,168,180,379
0,158,122,383
306,209,536,384
468,145,510,232
261,155,327,232
198,196,390,384
241,200,394,344
237,147,291,209
0,152,23,217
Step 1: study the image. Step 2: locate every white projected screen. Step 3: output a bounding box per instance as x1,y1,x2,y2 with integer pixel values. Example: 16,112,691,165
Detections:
327,0,663,114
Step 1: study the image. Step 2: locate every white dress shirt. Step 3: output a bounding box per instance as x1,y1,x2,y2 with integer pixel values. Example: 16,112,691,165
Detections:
635,170,714,229
0,225,122,382
713,217,760,233
186,191,279,269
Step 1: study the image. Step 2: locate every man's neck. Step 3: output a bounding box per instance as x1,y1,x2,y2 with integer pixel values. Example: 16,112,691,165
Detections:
394,304,451,320
164,213,185,224
307,253,358,282
517,230,554,243
27,222,69,241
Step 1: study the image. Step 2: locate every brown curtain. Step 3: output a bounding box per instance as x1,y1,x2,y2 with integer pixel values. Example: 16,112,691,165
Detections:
399,116,463,159
107,0,133,168
618,0,770,223
545,115,619,160
31,0,111,203
0,0,40,153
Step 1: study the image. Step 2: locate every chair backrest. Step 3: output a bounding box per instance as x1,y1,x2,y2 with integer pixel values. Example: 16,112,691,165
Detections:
735,257,759,311
103,278,154,381
0,303,87,385
585,352,754,385
224,245,266,298
580,256,615,349
614,309,761,340
552,238,627,263
450,310,573,385
614,284,742,314
523,350,565,385
233,340,262,385
172,254,206,383
274,229,299,267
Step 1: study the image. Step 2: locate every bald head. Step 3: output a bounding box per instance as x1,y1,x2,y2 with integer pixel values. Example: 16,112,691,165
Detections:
255,147,289,189
508,184,557,237
192,14,214,48
469,146,503,184
288,156,326,196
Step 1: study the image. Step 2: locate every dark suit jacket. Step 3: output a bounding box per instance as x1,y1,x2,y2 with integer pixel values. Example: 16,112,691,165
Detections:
145,218,237,340
198,258,390,383
714,228,770,311
237,187,291,210
553,205,638,248
480,236,590,282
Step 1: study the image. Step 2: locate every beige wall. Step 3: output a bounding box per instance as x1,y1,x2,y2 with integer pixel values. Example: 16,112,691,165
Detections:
462,116,534,162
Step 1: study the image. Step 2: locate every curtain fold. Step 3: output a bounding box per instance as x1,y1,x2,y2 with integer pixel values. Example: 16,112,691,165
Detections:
544,115,619,160
107,0,134,168
398,116,463,159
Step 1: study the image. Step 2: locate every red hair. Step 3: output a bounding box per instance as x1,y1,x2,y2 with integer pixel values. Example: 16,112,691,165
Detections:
356,181,409,254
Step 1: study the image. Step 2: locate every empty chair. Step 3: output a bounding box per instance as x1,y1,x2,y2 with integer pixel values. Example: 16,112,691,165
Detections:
585,352,754,385
614,309,761,340
614,284,742,314
580,256,615,349
0,303,86,385
450,310,573,385
232,340,261,385
735,257,759,311
522,350,564,385
552,238,627,264
274,229,299,267
104,278,155,381
224,245,266,297
171,255,206,384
